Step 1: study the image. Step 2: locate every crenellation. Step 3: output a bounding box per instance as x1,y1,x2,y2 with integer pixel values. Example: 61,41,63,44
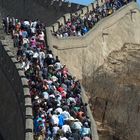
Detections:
63,13,71,23
82,6,89,15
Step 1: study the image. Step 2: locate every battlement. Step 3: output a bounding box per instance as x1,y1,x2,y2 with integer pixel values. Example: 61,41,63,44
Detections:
0,0,84,25
48,0,105,32
46,2,140,79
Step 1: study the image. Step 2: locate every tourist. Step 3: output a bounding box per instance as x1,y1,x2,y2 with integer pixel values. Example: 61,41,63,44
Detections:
53,0,131,38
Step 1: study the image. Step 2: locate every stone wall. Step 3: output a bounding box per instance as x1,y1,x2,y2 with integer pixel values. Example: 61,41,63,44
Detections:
46,2,140,87
46,2,140,140
49,0,104,32
0,26,33,140
0,0,83,25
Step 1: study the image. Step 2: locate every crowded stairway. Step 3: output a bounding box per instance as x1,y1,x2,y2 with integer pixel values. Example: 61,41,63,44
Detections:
2,0,134,140
53,0,133,38
2,17,91,140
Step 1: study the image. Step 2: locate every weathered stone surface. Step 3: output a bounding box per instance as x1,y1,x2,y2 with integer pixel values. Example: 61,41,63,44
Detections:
0,61,25,140
0,30,33,140
90,43,140,140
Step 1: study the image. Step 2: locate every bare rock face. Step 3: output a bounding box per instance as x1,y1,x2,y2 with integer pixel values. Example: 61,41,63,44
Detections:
90,43,140,140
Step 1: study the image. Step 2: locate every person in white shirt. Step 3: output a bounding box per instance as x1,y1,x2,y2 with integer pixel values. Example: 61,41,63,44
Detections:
47,108,53,115
31,26,36,34
24,20,30,27
33,51,39,59
30,21,37,34
59,136,68,140
51,114,59,125
62,122,72,134
52,124,60,136
61,110,71,121
39,50,45,68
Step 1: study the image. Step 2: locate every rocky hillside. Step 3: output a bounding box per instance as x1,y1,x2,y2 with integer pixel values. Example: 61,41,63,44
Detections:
90,43,140,140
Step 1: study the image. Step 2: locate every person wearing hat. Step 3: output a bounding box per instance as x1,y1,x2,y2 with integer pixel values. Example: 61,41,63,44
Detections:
70,118,82,133
51,112,59,126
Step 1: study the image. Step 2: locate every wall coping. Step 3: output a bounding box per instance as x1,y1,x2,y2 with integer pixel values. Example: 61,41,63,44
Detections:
0,33,33,140
81,86,99,140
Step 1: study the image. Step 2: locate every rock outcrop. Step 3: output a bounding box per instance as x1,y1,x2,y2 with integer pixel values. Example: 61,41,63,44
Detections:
90,43,140,140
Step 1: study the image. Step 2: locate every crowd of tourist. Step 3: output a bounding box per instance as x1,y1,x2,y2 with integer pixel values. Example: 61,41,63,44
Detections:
2,16,92,140
2,0,135,139
53,0,133,38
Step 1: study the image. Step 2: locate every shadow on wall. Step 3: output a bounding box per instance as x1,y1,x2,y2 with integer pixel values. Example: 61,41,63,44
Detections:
0,38,33,140
0,42,25,140
0,0,84,25
0,133,4,140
